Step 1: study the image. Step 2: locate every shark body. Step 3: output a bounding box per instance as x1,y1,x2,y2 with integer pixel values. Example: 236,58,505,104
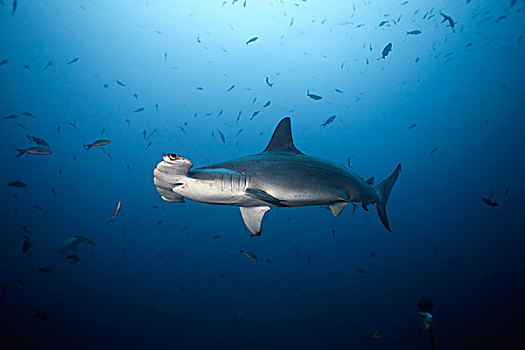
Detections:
153,117,401,236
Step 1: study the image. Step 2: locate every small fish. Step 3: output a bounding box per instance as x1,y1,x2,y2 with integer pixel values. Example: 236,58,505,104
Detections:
215,130,226,144
347,156,353,168
246,36,258,45
8,181,26,188
84,139,111,150
107,200,121,222
406,30,422,35
66,253,81,264
5,114,18,119
265,258,273,264
31,136,49,147
356,268,367,273
12,0,17,16
440,12,455,29
51,187,56,196
133,93,138,99
236,110,242,123
15,147,52,157
197,36,201,43
60,235,96,255
16,279,25,286
239,248,258,262
378,42,392,60
38,267,52,273
217,109,223,117
67,57,79,64
306,90,322,100
17,122,28,130
0,58,8,66
250,110,260,120
321,115,336,127
134,107,145,113
482,197,498,207
69,119,78,130
369,252,377,258
227,84,236,91
197,86,203,90
43,61,53,70
22,236,31,252
378,20,389,27
430,147,438,155
211,234,223,240
263,100,271,108
34,311,49,320
334,88,343,94
103,83,109,88
155,103,159,111
265,77,273,87
116,80,126,87
408,123,417,129
22,112,36,118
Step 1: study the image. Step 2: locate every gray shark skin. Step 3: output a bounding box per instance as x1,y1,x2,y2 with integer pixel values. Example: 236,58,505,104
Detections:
153,117,401,236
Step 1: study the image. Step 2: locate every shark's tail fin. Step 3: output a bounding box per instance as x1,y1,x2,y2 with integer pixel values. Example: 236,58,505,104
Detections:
153,154,193,203
15,149,26,157
374,163,402,232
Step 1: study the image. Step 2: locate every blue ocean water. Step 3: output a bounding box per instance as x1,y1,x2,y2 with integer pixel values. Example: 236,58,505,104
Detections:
1,0,524,349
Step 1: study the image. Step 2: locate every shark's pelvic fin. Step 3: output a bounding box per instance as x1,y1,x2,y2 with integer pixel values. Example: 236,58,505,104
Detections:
366,176,375,185
329,202,349,216
374,163,402,232
239,206,270,235
245,188,286,206
263,117,304,154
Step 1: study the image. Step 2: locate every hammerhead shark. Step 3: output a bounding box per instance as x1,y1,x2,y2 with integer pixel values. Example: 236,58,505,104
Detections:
153,117,401,236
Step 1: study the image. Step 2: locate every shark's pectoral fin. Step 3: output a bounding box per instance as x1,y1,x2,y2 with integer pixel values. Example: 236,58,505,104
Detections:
329,202,349,216
245,188,286,207
239,206,270,236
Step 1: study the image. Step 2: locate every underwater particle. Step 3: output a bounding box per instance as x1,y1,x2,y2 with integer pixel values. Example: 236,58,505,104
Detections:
212,234,223,240
321,115,336,127
306,90,322,100
8,181,26,188
239,248,258,262
481,197,498,207
116,80,126,87
265,258,273,264
107,200,122,223
406,30,422,35
22,236,31,252
347,156,353,168
84,139,110,150
378,42,392,60
43,61,53,70
15,147,52,157
356,268,367,273
16,279,25,286
67,57,79,64
134,107,145,113
371,329,381,339
334,88,343,94
246,36,258,45
38,267,52,273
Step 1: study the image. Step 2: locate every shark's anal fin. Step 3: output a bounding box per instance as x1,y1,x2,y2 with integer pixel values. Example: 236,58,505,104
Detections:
245,188,286,206
239,206,270,236
329,202,349,216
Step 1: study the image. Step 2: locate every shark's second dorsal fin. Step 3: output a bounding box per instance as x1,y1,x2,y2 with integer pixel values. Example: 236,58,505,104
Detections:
263,117,303,154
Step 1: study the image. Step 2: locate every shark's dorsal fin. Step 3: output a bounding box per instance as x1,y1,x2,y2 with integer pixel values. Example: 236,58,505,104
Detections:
263,117,303,154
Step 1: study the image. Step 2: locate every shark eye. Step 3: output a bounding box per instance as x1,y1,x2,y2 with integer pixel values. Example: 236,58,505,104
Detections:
168,154,178,161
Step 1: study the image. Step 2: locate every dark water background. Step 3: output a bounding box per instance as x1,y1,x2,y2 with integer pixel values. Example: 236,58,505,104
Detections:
1,1,524,349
